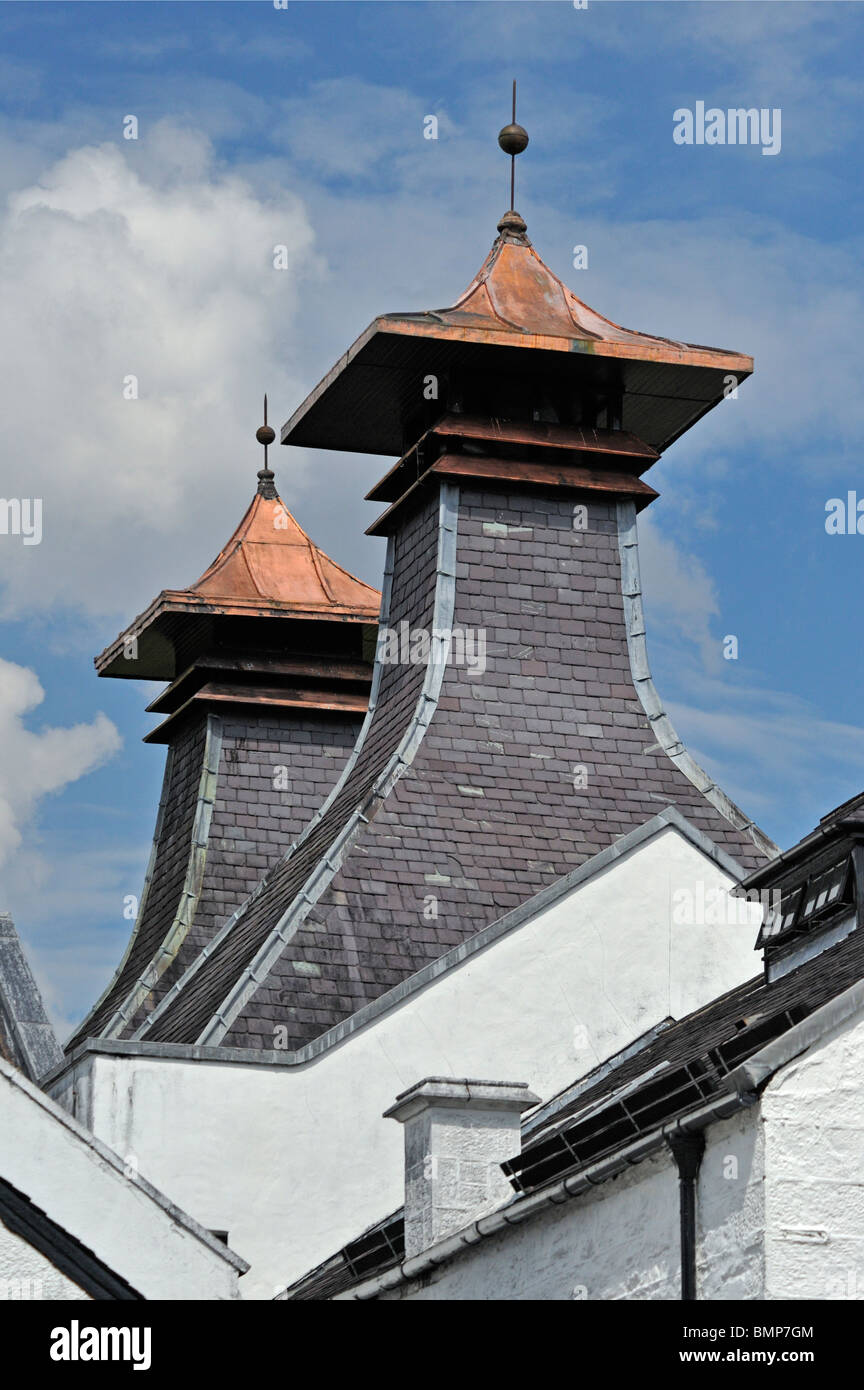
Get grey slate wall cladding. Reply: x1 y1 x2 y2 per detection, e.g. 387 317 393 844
135 710 363 1024
66 703 363 1048
142 483 770 1052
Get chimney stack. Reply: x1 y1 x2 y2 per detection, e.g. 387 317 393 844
385 1077 540 1258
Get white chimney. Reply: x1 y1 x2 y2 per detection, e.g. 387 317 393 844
384 1077 540 1259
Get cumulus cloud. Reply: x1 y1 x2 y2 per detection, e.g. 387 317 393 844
665 678 864 831
637 514 722 671
0 120 318 621
0 657 120 870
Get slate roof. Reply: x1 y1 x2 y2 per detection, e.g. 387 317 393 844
0 915 63 1082
139 485 771 1051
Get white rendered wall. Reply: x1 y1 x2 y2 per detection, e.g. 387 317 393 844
0 1223 86 1301
378 1151 680 1300
379 1104 769 1301
697 1107 766 1300
762 1008 864 1300
0 1059 242 1300
52 824 762 1299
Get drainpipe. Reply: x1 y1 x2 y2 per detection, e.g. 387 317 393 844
668 1132 705 1301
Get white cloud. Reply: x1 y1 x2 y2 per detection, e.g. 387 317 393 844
0 120 318 621
637 514 722 670
665 677 864 829
0 657 120 870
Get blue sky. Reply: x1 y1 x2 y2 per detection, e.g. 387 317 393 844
1 0 863 1033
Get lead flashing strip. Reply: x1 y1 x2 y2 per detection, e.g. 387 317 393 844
616 501 778 861
46 805 746 1084
101 715 223 1039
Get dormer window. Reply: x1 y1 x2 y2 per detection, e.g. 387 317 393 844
756 852 857 983
758 885 803 945
758 858 853 952
801 859 850 922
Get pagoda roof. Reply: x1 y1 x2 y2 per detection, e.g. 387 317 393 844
282 212 752 458
96 485 381 681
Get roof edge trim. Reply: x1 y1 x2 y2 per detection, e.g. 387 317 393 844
99 715 223 1040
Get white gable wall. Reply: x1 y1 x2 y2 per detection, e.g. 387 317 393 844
0 1058 244 1300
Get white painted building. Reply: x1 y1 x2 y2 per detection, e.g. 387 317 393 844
43 810 763 1298
285 800 864 1302
334 996 864 1303
5 152 855 1307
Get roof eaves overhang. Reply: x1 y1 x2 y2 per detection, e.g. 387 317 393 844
281 315 754 458
735 817 864 892
96 591 380 679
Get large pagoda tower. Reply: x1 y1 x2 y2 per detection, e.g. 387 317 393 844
67 419 380 1049
133 122 776 1055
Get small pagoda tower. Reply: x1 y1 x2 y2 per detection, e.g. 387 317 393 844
67 409 380 1048
137 116 777 1054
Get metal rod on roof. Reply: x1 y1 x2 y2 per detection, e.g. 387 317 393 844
510 80 516 210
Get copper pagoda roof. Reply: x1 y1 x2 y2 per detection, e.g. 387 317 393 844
96 484 380 681
281 211 753 458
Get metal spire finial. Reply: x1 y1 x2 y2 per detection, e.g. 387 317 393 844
497 80 529 214
256 394 277 498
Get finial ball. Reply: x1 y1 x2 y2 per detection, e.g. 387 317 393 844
498 122 529 156
256 424 276 447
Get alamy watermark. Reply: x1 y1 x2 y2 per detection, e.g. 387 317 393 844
825 493 864 534
672 883 780 927
673 102 781 156
377 621 486 675
0 498 42 545
50 1321 151 1371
